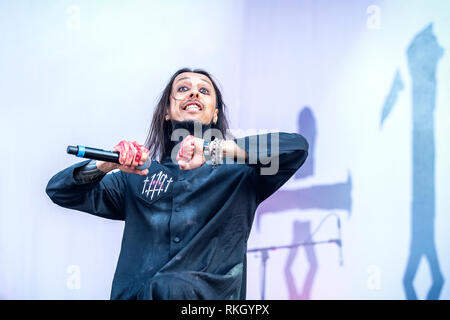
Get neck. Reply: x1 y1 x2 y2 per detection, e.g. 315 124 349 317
169 119 213 138
166 120 213 153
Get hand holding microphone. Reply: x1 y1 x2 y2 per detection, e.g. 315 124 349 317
67 141 151 176
106 140 150 176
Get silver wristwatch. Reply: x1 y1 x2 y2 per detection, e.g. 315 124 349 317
203 140 212 163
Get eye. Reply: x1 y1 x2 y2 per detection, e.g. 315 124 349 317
200 87 210 94
177 86 188 92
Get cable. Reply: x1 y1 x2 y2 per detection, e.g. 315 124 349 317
302 212 340 244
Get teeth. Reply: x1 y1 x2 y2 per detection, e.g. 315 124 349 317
185 105 200 111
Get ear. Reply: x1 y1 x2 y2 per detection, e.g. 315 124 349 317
165 112 170 121
213 108 219 124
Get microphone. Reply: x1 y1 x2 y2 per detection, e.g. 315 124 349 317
66 145 151 170
336 215 343 267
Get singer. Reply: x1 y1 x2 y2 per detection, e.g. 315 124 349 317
46 68 309 300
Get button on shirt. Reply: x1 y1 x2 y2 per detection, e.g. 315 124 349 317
46 133 308 299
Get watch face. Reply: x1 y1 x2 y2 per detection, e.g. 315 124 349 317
203 141 211 158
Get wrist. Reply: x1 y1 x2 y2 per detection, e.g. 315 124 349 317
96 160 117 173
74 160 108 184
209 139 223 168
203 139 211 164
221 140 234 158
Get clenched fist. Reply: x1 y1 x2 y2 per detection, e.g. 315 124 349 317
176 135 205 170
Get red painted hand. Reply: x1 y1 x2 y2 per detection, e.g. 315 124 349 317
176 135 205 170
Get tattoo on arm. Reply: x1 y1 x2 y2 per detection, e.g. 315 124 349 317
74 160 106 183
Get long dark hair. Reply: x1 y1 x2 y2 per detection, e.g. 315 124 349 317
144 68 231 162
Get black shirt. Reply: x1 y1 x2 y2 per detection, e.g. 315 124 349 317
46 132 308 299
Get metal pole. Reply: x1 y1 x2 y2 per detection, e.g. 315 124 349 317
261 249 269 300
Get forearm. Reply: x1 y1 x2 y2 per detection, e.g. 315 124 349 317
230 132 309 175
232 132 308 202
222 140 248 162
46 160 126 220
73 160 108 184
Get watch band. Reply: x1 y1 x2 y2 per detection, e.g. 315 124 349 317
203 140 212 163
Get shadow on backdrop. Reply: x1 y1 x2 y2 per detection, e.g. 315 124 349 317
255 107 352 299
284 221 317 300
381 23 444 300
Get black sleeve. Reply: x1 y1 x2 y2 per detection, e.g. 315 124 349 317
234 132 309 203
45 160 127 221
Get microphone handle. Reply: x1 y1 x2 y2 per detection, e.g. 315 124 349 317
67 145 120 164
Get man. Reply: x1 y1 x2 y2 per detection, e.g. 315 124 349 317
46 68 309 299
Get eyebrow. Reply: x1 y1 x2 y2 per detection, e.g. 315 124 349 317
175 77 212 86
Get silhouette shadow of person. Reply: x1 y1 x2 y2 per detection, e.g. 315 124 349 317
381 23 445 300
255 106 352 299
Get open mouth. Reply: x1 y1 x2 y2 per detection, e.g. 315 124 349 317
182 101 203 112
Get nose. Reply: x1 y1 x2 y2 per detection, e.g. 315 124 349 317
188 88 200 98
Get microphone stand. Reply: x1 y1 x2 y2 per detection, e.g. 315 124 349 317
247 238 341 300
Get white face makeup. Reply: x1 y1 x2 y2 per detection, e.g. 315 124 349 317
167 72 219 125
